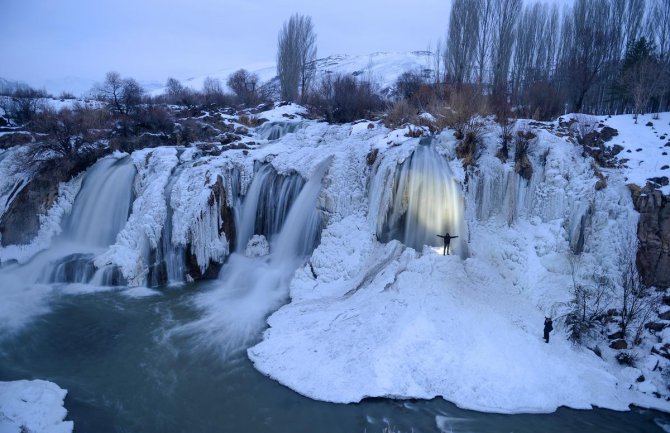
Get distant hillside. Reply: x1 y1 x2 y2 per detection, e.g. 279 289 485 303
152 51 435 98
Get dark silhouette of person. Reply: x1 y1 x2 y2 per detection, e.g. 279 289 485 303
544 317 553 343
436 232 458 255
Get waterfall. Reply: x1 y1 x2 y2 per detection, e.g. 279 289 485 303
63 156 135 247
257 121 303 141
373 140 466 254
40 155 136 284
186 158 330 357
235 164 305 253
149 166 186 287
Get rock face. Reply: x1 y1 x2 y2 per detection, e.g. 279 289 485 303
630 186 670 288
0 166 61 246
0 153 101 247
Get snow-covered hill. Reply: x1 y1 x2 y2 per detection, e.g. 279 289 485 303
151 51 434 96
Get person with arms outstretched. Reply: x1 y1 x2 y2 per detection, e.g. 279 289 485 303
436 232 458 255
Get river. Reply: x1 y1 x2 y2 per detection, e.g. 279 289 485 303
1 284 668 433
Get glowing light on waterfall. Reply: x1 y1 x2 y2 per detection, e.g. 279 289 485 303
373 139 466 256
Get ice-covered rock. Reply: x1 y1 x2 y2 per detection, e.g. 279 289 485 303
0 380 73 433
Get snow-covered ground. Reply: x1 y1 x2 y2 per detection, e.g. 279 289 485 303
598 112 670 194
0 380 72 433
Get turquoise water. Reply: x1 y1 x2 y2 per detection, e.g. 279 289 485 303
1 285 669 433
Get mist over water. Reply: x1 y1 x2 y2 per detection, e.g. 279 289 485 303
176 159 329 358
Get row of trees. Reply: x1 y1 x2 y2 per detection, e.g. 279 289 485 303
271 3 670 123
443 0 670 119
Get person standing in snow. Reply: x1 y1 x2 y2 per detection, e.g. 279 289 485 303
544 317 553 343
436 232 458 255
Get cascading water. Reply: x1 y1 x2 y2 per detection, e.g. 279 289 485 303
63 156 135 248
149 166 186 287
257 122 303 141
235 164 305 252
184 158 330 356
41 155 136 285
374 139 466 255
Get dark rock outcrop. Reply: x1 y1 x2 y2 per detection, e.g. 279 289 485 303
0 152 103 247
629 185 670 289
610 339 628 350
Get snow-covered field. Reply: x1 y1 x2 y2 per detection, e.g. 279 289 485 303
2 104 670 417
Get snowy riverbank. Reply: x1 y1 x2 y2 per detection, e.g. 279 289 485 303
0 380 72 433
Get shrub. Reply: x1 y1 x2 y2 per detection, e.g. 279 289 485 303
383 99 417 128
514 130 535 180
395 70 425 101
311 74 385 123
227 69 261 106
616 351 637 366
136 105 174 134
0 86 48 124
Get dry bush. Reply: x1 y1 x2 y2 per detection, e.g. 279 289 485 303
136 105 174 134
514 129 535 180
383 99 417 128
455 120 484 167
444 85 486 138
310 73 385 123
238 114 262 127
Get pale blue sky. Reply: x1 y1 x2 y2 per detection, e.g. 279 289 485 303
0 0 453 87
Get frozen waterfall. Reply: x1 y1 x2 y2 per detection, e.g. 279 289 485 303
371 139 466 255
184 158 330 356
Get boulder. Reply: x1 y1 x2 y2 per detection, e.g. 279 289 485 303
610 339 628 350
629 186 670 289
645 322 668 332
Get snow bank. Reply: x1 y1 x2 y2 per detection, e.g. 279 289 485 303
0 380 72 433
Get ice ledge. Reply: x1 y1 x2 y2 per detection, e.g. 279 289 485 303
0 379 73 433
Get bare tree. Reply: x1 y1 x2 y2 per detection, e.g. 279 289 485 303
165 77 185 104
120 78 144 115
0 86 48 124
491 0 521 103
558 0 615 112
474 0 496 85
277 14 317 102
512 3 557 98
202 77 226 105
650 0 670 60
227 69 260 106
432 38 444 93
95 72 144 116
446 0 480 85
